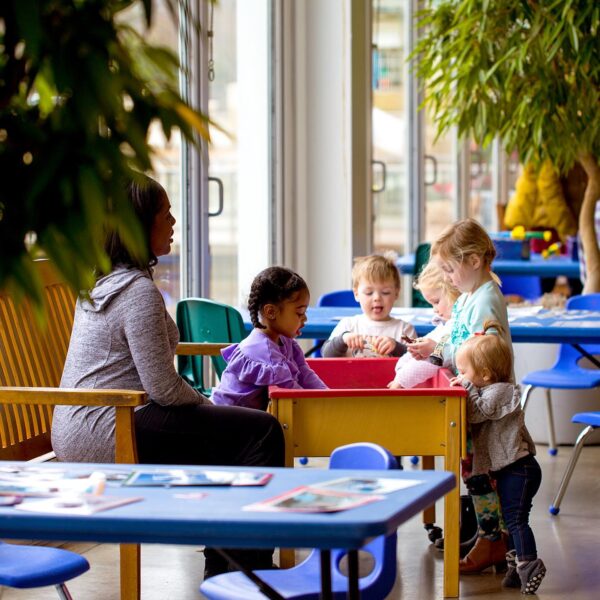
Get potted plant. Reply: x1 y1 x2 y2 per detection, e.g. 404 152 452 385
0 0 208 304
414 0 600 292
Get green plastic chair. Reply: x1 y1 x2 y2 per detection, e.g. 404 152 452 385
412 242 432 307
176 298 247 395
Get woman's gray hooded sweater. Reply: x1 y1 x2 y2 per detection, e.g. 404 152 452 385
52 267 210 463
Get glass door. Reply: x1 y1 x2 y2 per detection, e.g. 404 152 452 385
371 0 408 256
423 111 455 243
196 0 271 306
372 0 459 256
468 141 495 230
121 1 184 316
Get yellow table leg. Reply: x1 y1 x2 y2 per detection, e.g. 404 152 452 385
120 543 141 600
444 398 461 597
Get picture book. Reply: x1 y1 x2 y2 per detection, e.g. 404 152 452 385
123 469 272 487
15 494 142 516
244 486 382 513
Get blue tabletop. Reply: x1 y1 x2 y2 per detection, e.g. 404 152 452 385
0 462 455 550
397 253 580 278
241 306 600 344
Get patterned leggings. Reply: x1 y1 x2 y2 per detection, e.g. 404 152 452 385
462 436 505 540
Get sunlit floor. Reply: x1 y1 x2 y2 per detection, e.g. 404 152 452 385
2 446 599 599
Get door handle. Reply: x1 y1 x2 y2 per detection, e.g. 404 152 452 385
208 176 224 217
424 154 438 187
372 160 387 193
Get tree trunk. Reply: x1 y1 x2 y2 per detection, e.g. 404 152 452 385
579 152 600 293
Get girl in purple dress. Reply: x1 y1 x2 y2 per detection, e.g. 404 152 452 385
212 267 327 410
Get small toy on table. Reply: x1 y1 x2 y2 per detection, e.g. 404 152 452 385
498 225 553 242
541 242 562 259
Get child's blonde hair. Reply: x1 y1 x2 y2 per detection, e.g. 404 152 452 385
459 320 512 384
352 252 400 291
432 217 496 265
414 262 461 304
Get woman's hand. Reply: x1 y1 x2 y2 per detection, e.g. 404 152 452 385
387 379 402 389
407 337 437 359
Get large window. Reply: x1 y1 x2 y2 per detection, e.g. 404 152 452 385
372 1 407 255
121 1 184 316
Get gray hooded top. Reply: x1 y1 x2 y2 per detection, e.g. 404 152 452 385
51 267 210 463
463 380 536 475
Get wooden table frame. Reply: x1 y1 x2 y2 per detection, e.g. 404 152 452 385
269 372 467 598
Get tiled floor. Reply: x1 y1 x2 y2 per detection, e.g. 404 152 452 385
2 446 599 599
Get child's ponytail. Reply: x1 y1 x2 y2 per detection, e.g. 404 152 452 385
480 319 504 336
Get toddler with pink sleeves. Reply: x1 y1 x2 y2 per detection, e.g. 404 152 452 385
388 261 460 389
212 266 327 411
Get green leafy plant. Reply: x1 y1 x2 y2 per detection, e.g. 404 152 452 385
0 0 209 305
414 0 600 292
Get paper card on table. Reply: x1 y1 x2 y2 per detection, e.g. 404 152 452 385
15 494 142 515
507 306 544 318
244 486 382 513
230 472 273 486
123 469 235 487
0 470 107 497
122 469 272 487
313 477 424 495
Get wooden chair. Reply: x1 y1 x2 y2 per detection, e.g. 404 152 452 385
0 258 229 600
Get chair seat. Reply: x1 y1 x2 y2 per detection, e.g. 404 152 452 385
522 368 600 390
201 547 392 600
0 542 89 588
202 559 343 600
571 411 600 427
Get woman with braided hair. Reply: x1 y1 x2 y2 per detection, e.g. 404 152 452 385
212 266 327 410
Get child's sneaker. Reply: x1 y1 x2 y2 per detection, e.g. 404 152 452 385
517 558 546 594
502 549 520 588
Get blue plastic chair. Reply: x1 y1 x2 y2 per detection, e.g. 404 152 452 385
500 274 542 300
0 541 89 599
521 293 600 455
549 411 600 515
309 290 360 358
200 442 399 600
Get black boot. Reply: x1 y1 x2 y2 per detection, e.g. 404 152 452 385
226 548 277 571
204 547 276 578
203 547 230 579
432 494 479 555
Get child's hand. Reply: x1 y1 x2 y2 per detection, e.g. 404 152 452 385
342 332 366 350
387 380 402 389
407 337 437 359
372 335 396 356
449 375 463 386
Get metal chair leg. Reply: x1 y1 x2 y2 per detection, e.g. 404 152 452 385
521 384 534 411
545 388 558 455
55 583 74 600
549 425 595 515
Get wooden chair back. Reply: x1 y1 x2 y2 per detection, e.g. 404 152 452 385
0 260 76 460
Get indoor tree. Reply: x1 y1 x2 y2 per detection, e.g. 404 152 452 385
0 0 208 305
414 0 600 292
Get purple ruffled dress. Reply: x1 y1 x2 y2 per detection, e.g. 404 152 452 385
212 329 327 410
